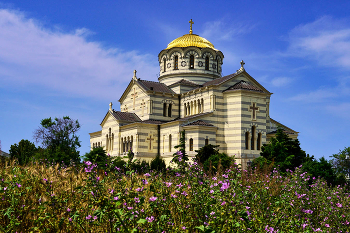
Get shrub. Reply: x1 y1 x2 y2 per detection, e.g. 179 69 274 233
203 152 233 174
195 144 220 164
150 154 166 172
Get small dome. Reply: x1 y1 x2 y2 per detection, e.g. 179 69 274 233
166 34 216 50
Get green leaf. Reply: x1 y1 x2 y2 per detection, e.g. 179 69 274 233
195 225 205 231
137 219 147 224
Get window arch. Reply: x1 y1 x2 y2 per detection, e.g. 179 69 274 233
251 126 256 150
163 103 167 116
163 58 166 72
257 133 262 150
245 132 249 150
169 134 172 152
205 56 209 70
205 138 209 146
189 138 194 151
174 56 178 70
168 103 172 117
189 55 194 69
217 60 219 73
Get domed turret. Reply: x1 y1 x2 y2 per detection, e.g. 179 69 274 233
158 19 224 87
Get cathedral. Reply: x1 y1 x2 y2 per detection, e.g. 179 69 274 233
89 20 298 167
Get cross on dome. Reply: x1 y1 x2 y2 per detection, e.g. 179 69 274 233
240 60 245 68
189 19 194 34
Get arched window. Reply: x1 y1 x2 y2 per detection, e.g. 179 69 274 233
201 98 204 112
217 60 219 73
189 138 194 151
245 132 249 150
163 58 166 72
163 103 167 116
205 56 209 70
184 103 187 116
189 55 194 69
131 136 133 151
251 126 255 150
205 138 209 146
169 134 172 152
257 133 261 150
174 56 178 70
168 104 172 117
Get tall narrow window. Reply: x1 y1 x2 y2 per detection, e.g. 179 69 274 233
205 56 209 70
245 132 249 150
205 138 209 146
163 103 167 116
189 55 194 69
168 104 172 117
189 138 194 151
169 134 172 152
217 60 219 73
257 133 261 150
174 56 178 70
163 58 166 72
251 126 255 150
131 136 133 151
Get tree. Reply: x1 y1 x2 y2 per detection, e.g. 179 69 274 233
171 130 188 166
256 128 312 172
195 144 220 164
83 147 109 169
302 157 343 186
330 147 350 181
34 116 81 165
9 139 37 165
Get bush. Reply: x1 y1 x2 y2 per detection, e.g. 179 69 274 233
195 144 220 164
150 154 166 172
9 139 37 165
203 152 233 174
83 147 109 170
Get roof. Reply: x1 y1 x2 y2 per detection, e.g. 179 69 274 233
267 129 296 135
202 70 241 87
166 33 216 50
184 120 214 127
111 110 141 122
169 79 202 88
224 80 264 93
138 79 176 94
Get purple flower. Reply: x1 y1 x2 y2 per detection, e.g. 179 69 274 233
16 183 21 188
86 215 92 220
85 161 92 166
210 211 215 215
114 196 119 201
325 224 330 228
4 187 7 191
69 218 72 222
43 178 47 182
209 190 214 194
171 194 177 198
182 226 186 230
181 191 188 196
149 196 157 202
142 179 148 185
166 182 172 187
220 182 229 191
67 208 71 212
146 216 155 222
221 201 226 206
144 173 151 177
134 197 140 203
336 203 342 208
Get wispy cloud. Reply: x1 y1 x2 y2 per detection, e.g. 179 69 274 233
201 18 255 41
287 16 350 69
271 77 293 87
0 9 159 100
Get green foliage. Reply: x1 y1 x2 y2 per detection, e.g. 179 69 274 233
171 130 188 167
195 144 220 164
83 147 109 169
330 147 350 180
258 128 312 172
302 157 344 185
9 139 37 165
203 152 233 174
127 149 134 163
33 116 81 165
150 154 166 172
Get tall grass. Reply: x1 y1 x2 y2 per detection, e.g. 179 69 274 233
1 158 349 232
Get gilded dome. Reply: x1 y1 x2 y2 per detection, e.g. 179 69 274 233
166 34 216 50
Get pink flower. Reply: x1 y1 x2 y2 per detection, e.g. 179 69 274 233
166 182 172 187
144 173 151 177
149 196 157 202
336 203 342 208
93 216 98 220
114 196 119 201
325 224 330 228
67 208 71 212
16 183 21 188
210 211 215 215
146 216 155 222
69 218 72 222
86 215 92 220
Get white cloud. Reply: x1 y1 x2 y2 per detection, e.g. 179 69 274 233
289 88 337 103
325 103 350 119
0 9 159 100
201 19 255 41
271 77 293 87
287 16 350 69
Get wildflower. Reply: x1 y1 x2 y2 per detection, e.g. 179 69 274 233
109 189 114 194
171 194 177 198
302 223 308 229
209 190 214 194
127 207 133 210
43 178 47 182
96 177 100 181
182 226 186 230
144 173 151 177
220 182 229 191
181 191 188 196
336 203 342 208
4 187 7 191
221 201 226 206
69 218 72 222
212 177 217 181
210 211 215 215
16 183 21 188
136 187 143 192
85 161 92 166
134 197 140 203
166 182 172 187
325 224 330 227
146 216 155 222
149 196 157 202
176 183 184 188
93 216 98 221
114 196 119 201
67 208 71 212
91 191 94 196
142 179 148 185
86 215 92 220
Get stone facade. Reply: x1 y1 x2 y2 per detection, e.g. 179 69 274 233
90 25 298 167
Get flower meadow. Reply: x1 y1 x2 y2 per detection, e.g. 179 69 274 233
1 158 350 233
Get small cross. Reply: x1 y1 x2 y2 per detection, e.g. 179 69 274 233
249 102 259 120
109 102 113 111
133 70 137 80
131 88 138 110
240 60 245 69
146 135 154 150
189 19 194 34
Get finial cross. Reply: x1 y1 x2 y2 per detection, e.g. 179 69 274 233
240 60 245 68
189 19 194 34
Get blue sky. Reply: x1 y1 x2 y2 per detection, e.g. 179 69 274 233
0 0 349 160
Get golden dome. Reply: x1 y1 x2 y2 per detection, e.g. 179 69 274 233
166 34 216 50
